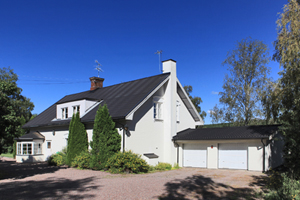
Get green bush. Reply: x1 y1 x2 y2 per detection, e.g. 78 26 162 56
172 163 180 169
71 150 91 169
155 162 172 171
265 173 300 200
48 147 67 166
106 150 149 174
12 141 16 159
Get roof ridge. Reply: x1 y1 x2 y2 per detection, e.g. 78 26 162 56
57 73 170 102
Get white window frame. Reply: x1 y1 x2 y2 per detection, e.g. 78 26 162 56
16 142 43 155
153 96 163 120
73 105 80 115
176 100 180 123
62 107 68 119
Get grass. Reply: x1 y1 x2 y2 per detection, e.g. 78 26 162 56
0 153 14 158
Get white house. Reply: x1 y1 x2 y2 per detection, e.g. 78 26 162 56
16 59 284 171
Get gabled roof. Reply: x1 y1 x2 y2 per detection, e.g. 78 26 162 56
173 125 280 141
23 73 170 128
15 131 45 141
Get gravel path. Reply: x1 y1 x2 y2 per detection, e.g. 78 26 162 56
0 157 267 200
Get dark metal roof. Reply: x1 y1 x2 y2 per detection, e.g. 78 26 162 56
173 125 280 141
15 131 45 141
23 73 170 128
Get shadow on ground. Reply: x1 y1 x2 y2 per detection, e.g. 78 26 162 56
0 176 99 200
157 174 265 200
0 159 65 180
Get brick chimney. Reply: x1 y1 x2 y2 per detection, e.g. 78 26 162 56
89 77 104 90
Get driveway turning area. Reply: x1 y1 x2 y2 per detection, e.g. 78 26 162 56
0 157 266 200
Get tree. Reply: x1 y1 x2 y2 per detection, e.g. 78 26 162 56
184 85 207 121
66 112 88 166
0 67 34 154
218 38 271 125
90 104 121 170
273 0 300 178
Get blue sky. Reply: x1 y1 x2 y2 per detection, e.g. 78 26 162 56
0 0 287 124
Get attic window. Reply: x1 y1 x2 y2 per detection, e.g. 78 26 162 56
62 107 68 119
153 96 163 120
73 105 80 115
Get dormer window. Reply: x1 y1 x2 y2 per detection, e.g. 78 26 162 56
73 105 80 115
62 107 68 119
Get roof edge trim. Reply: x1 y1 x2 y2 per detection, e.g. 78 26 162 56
125 76 170 120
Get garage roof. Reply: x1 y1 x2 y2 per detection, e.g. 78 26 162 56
173 125 280 140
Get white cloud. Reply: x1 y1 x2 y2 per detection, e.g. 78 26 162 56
207 110 215 115
211 91 219 95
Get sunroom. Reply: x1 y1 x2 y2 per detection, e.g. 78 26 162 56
15 131 45 163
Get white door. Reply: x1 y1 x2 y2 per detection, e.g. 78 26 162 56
218 143 247 170
183 143 207 168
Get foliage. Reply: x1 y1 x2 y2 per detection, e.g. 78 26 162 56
155 162 172 171
90 104 121 170
0 67 34 154
172 163 180 169
213 38 271 126
273 0 300 179
184 85 206 121
12 140 16 158
71 149 91 169
66 112 88 166
106 150 149 174
48 147 67 166
265 173 300 200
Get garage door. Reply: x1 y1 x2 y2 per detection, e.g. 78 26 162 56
218 143 247 170
183 143 207 168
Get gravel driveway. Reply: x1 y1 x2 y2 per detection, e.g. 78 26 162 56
0 157 267 200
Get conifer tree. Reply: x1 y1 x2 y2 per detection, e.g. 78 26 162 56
90 104 121 170
66 112 88 166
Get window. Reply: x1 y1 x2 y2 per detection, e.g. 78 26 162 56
73 105 80 115
47 141 51 149
176 100 180 122
62 107 68 119
17 142 43 155
153 97 163 120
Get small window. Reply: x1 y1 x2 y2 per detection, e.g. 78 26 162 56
73 105 80 115
176 100 180 122
17 143 21 154
47 141 51 149
62 107 68 119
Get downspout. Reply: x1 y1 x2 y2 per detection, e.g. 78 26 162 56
261 138 266 172
115 121 128 153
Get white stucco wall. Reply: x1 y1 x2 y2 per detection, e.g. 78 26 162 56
56 99 97 119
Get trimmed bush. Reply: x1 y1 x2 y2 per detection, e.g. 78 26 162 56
90 104 121 170
155 162 172 171
12 141 16 159
48 148 67 166
71 150 92 169
106 151 149 174
66 112 88 166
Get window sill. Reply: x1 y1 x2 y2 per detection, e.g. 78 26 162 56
154 118 163 121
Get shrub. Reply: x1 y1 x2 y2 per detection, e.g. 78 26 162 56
12 141 16 159
66 112 88 166
48 147 67 166
265 173 300 200
90 104 121 170
106 150 149 174
155 162 172 171
71 150 91 169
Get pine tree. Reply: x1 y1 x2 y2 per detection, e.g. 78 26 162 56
90 104 121 170
66 112 88 166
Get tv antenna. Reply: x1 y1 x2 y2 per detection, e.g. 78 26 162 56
95 60 104 77
155 50 163 73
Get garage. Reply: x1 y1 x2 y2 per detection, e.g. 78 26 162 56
183 143 207 168
218 143 248 170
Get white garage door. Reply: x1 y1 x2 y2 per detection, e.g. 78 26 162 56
219 143 248 170
183 143 207 168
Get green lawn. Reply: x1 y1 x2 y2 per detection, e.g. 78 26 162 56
0 153 13 158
